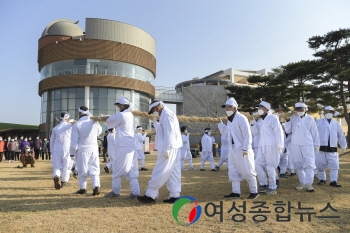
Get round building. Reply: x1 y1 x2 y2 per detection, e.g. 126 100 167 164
38 18 156 136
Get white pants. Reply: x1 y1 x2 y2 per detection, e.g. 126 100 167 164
289 144 315 186
255 146 280 189
200 151 215 169
228 147 257 194
136 149 146 168
106 148 116 169
287 145 295 173
315 151 339 182
146 148 181 199
76 148 100 189
180 149 193 168
217 149 229 168
52 149 71 182
112 146 140 195
279 152 288 174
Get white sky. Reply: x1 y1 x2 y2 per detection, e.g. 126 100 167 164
0 0 349 125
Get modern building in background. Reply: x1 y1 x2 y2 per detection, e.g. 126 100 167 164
37 18 156 137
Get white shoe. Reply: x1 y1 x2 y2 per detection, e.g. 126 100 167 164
295 183 305 190
181 168 187 171
189 167 196 170
306 184 314 192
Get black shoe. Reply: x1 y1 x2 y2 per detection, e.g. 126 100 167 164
280 174 288 178
140 167 149 171
276 179 280 188
137 195 156 203
330 181 342 187
247 193 259 199
224 193 240 198
290 173 296 177
104 166 109 173
318 180 326 185
92 187 100 196
277 166 280 174
76 189 87 194
163 197 179 203
53 176 60 190
215 166 220 171
200 169 205 171
211 169 217 172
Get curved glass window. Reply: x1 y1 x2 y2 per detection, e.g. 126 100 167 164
40 59 154 84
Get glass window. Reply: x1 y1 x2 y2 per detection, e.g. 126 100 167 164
61 99 68 110
69 88 76 99
76 99 84 109
61 88 68 99
98 98 107 111
116 89 123 99
68 99 75 110
107 88 116 99
123 90 131 100
76 88 84 99
90 87 98 98
99 88 107 98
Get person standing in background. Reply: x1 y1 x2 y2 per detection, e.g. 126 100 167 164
34 136 42 160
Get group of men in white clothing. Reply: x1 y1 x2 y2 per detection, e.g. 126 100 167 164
215 97 347 199
49 96 347 203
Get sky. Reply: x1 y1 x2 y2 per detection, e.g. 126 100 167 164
0 0 350 125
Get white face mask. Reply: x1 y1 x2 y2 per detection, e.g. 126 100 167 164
207 132 212 136
226 111 234 117
24 139 28 141
297 112 305 117
252 112 259 116
153 111 159 117
258 109 265 115
184 130 188 133
325 113 333 119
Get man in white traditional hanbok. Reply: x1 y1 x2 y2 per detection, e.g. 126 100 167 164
134 126 148 171
50 112 72 190
200 128 217 171
70 106 102 195
316 106 347 187
180 126 196 170
215 130 229 171
105 97 140 198
218 97 259 199
284 102 320 192
251 101 284 195
137 100 182 203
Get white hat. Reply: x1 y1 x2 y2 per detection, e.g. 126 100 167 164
259 101 271 110
148 100 164 114
221 97 238 108
115 96 130 105
324 106 335 111
295 102 306 108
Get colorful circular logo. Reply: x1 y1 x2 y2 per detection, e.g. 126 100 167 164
172 196 202 226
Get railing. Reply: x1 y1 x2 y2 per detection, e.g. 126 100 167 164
155 86 183 103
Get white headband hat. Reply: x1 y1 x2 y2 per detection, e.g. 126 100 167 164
148 100 164 114
77 107 91 116
324 106 335 111
60 112 70 120
259 101 271 111
204 129 212 132
295 102 306 108
221 97 238 108
136 126 142 130
115 96 130 105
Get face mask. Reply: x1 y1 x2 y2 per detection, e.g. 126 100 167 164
24 139 28 141
258 109 265 115
297 112 305 117
44 139 47 141
36 137 39 139
184 130 188 133
207 132 212 136
325 113 333 119
153 111 159 117
226 111 234 117
252 112 259 116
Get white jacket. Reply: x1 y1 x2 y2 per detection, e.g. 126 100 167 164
218 111 252 151
218 124 229 151
181 134 190 150
70 116 102 155
316 118 347 149
106 109 135 147
153 106 182 151
50 120 72 152
134 132 146 151
201 134 213 152
284 113 320 146
253 114 284 149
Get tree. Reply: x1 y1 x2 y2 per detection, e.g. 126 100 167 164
308 28 350 142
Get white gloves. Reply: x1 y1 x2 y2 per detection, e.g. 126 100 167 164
144 132 147 136
163 150 169 159
314 146 320 152
242 150 248 156
277 148 283 155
